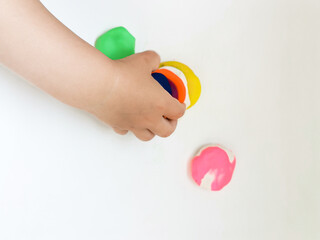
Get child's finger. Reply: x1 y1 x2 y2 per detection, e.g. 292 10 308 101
150 118 178 138
132 129 155 141
163 97 186 120
113 127 128 135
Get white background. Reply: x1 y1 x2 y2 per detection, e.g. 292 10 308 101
0 0 319 239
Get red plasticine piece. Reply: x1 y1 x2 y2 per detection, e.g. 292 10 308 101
153 69 186 103
168 80 178 99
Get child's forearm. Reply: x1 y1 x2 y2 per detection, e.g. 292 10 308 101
0 0 186 141
0 0 114 109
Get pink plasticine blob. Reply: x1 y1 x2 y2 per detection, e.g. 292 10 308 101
191 145 236 191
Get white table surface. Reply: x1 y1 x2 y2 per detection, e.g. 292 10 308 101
0 0 319 239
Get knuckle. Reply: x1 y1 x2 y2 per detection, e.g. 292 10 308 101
140 134 155 142
145 50 160 59
171 102 186 119
155 101 166 113
143 115 155 126
143 50 161 64
159 128 174 138
177 107 186 118
113 128 128 135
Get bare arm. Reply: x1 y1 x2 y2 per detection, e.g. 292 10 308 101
0 0 186 141
0 0 114 109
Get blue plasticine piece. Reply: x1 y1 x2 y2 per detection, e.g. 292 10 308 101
151 72 172 96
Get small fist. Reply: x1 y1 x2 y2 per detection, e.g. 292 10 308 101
87 51 186 141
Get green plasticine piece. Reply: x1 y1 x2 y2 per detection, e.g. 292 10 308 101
95 26 135 60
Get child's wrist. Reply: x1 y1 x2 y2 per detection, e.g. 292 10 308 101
75 59 117 112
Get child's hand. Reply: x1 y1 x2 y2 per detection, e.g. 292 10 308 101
85 51 186 141
0 0 185 141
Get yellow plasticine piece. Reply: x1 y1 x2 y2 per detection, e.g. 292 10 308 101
159 61 201 109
